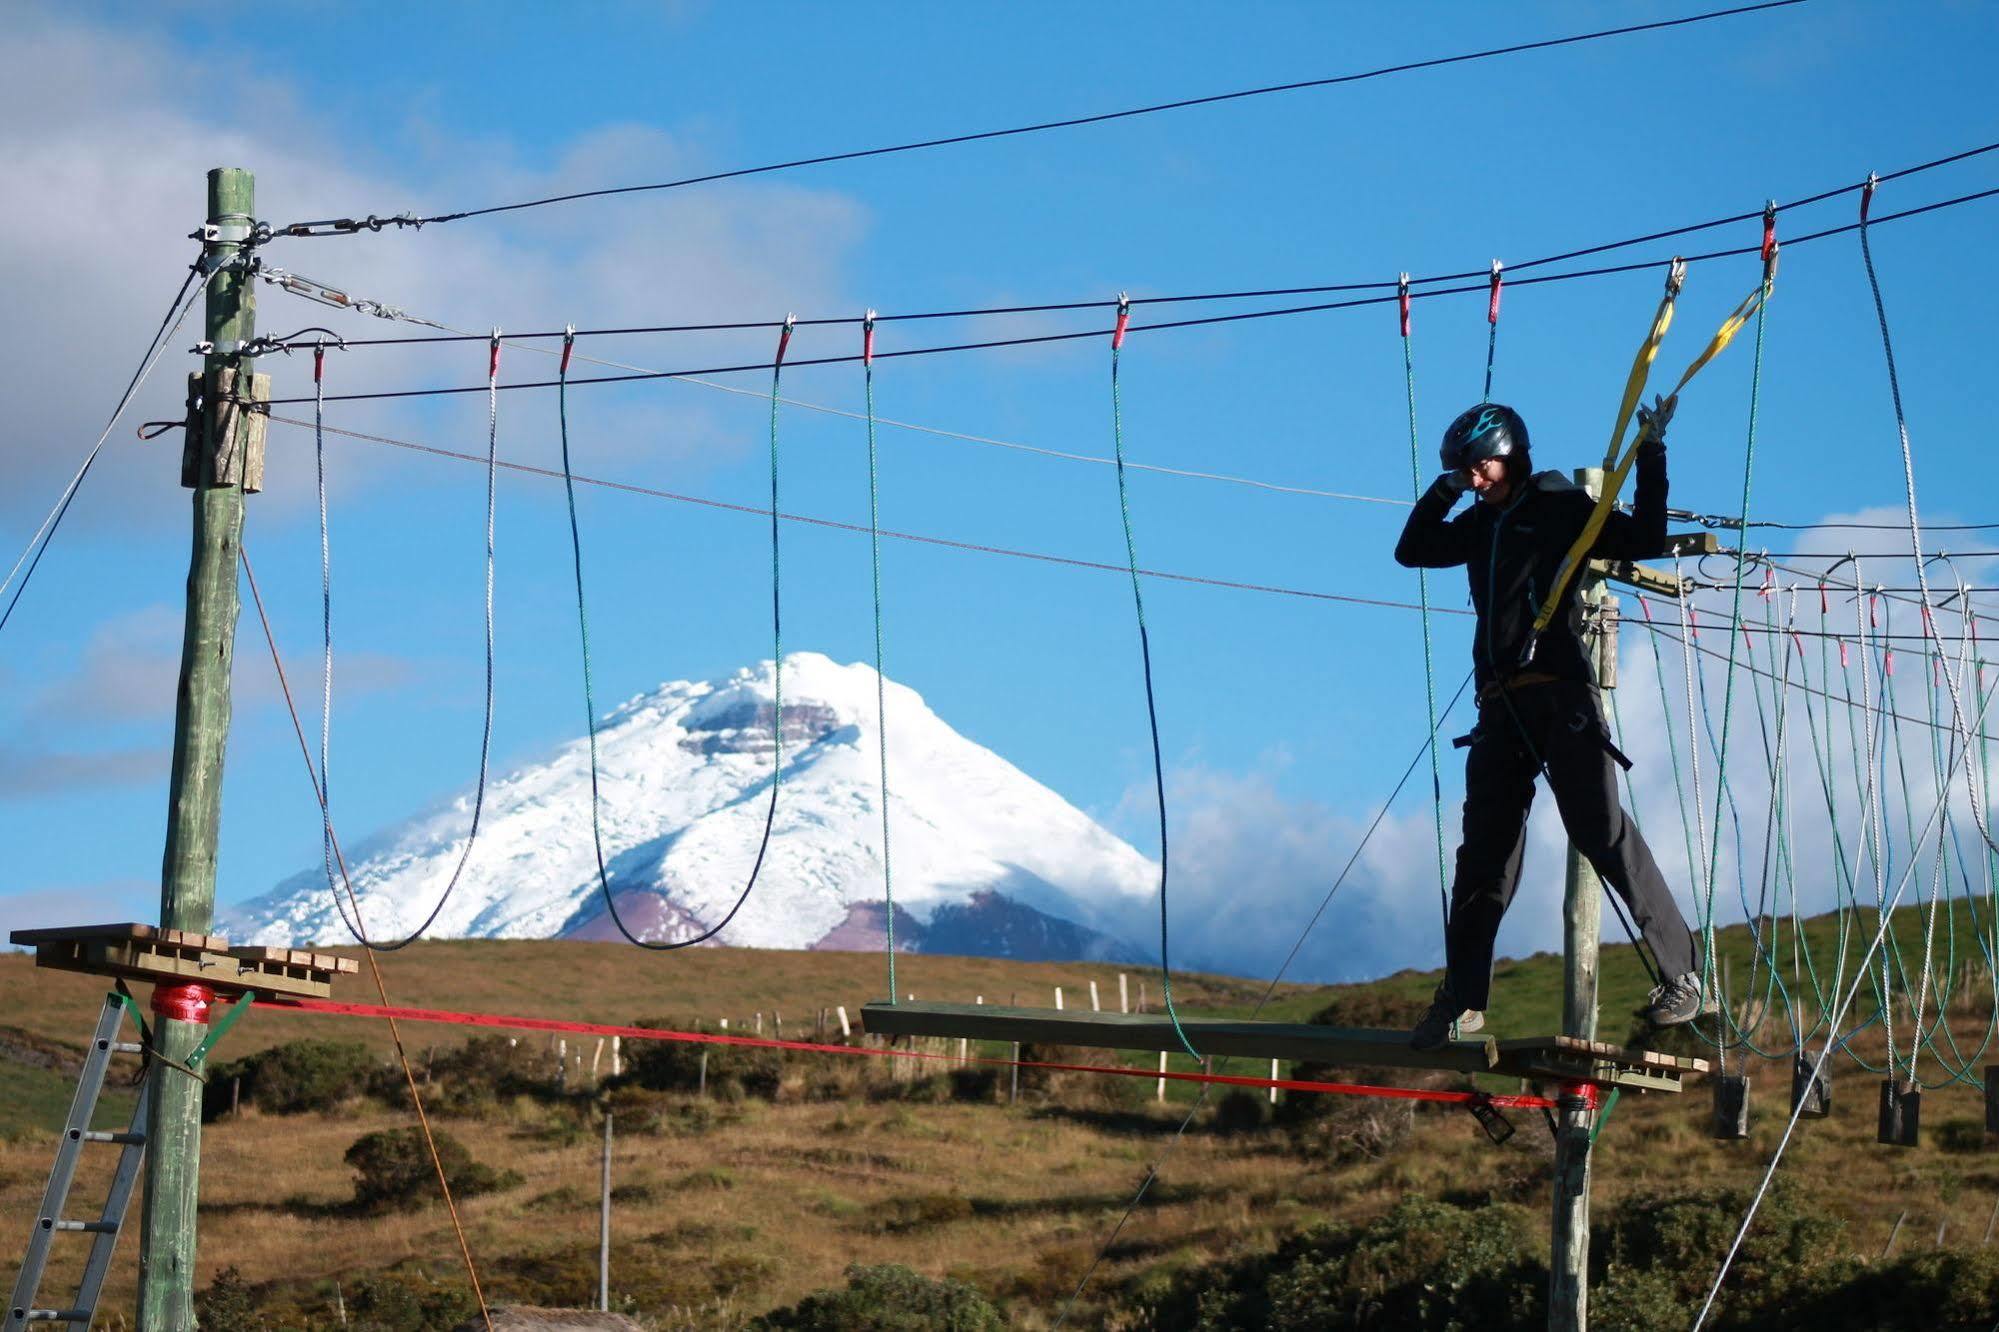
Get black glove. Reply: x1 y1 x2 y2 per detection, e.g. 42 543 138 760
1635 393 1675 458
1435 470 1472 497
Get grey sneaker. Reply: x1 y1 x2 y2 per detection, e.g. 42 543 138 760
1409 990 1484 1051
1639 972 1719 1028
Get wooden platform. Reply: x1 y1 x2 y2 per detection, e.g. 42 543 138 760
9 923 357 1001
859 1001 1707 1094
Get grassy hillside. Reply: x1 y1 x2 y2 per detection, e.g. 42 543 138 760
2 904 1995 1327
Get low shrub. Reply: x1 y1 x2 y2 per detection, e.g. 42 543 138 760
624 1017 783 1100
1211 1088 1272 1135
345 1270 476 1332
751 1262 1004 1330
203 1039 375 1120
193 1266 264 1332
343 1126 522 1213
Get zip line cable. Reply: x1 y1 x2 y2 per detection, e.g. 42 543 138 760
579 323 792 950
273 1 1810 235
260 135 1999 348
326 335 504 950
0 256 214 637
257 179 1999 409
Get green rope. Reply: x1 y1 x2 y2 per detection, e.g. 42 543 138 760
863 314 896 1003
1109 299 1199 1059
1694 253 1776 1054
1400 289 1451 937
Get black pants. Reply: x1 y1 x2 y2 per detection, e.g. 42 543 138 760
1445 680 1697 1011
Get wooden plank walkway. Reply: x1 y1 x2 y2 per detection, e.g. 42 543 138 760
860 1000 1706 1094
10 922 357 1000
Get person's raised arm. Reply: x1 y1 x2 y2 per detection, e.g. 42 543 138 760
1594 395 1671 561
1395 473 1477 568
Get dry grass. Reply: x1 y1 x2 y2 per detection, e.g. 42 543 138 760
5 920 1999 1326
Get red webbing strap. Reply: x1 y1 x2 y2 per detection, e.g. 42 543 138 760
267 995 1557 1109
1486 259 1504 324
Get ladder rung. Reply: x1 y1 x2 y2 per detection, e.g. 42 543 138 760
109 1041 144 1054
26 1311 91 1323
80 1129 145 1145
53 1219 119 1234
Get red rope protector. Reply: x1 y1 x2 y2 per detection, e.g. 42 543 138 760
1840 639 1850 669
153 982 215 1025
265 995 1559 1110
559 325 576 376
775 313 795 368
1761 200 1778 267
862 309 877 367
1790 630 1807 659
1870 594 1880 630
313 343 325 384
1758 567 1775 600
1398 273 1412 338
1886 647 1896 678
1112 293 1131 351
488 331 502 379
1860 173 1879 225
1689 606 1701 641
1819 582 1829 615
1486 260 1504 325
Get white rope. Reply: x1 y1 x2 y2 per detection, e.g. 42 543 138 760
1691 674 1999 1329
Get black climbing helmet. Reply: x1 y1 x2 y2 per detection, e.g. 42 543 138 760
1440 403 1530 473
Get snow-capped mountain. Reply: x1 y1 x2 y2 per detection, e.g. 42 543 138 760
224 652 1158 961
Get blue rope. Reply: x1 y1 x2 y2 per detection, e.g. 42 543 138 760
1108 300 1199 1059
1399 281 1451 936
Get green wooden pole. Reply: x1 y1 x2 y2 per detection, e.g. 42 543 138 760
1550 467 1609 1332
139 166 254 1331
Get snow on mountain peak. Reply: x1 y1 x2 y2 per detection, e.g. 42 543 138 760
223 652 1157 962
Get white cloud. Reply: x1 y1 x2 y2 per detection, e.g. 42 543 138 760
0 8 870 541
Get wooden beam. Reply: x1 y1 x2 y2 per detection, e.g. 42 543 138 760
861 1002 1700 1094
862 1000 1500 1073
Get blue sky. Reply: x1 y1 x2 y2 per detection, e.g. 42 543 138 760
3 1 1997 980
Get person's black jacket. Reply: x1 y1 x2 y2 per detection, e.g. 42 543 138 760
1394 448 1666 691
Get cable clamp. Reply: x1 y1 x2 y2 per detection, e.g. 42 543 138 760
272 211 423 238
1664 256 1687 298
193 339 251 357
195 221 253 245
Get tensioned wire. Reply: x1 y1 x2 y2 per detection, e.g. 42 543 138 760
268 133 1999 348
0 255 216 637
257 179 1999 409
258 411 1999 745
280 1 1809 231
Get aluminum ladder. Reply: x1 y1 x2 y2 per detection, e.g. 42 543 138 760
6 993 152 1330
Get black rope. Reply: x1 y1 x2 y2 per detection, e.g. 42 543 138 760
278 1 1809 235
261 181 1999 408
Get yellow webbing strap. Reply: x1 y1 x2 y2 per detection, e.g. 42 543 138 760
1531 254 1778 634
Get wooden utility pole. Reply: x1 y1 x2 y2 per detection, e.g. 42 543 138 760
1550 466 1612 1332
139 166 257 1330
